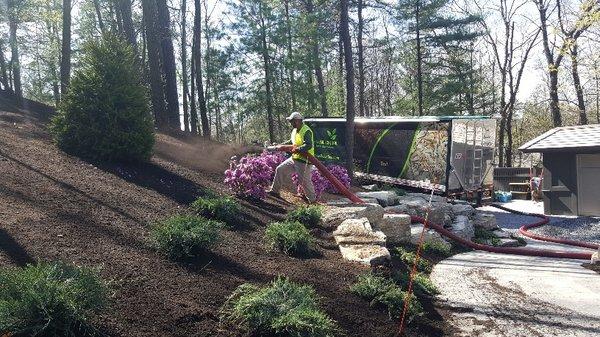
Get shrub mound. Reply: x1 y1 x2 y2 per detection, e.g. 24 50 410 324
221 277 339 337
51 34 154 162
151 215 222 260
191 195 240 226
0 262 109 336
286 205 322 228
265 221 316 257
396 272 439 297
395 247 432 273
224 151 287 199
350 273 422 320
422 241 452 257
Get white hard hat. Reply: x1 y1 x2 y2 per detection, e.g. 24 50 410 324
286 111 303 120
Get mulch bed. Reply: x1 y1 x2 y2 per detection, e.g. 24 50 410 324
0 97 451 336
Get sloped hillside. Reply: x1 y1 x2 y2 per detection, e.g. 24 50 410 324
0 93 447 336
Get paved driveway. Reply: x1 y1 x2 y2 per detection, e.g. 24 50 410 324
432 203 600 337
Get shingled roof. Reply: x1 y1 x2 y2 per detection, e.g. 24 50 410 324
519 124 600 153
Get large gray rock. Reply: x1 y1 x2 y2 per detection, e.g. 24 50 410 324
473 212 498 230
451 204 475 217
356 191 399 207
322 203 384 228
389 197 452 225
492 229 512 239
338 244 390 266
378 213 411 245
333 218 386 245
410 224 451 249
327 198 379 206
450 215 474 240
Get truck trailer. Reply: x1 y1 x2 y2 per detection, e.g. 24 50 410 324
304 116 497 203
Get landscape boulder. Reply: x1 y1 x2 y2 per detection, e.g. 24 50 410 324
322 203 384 228
338 244 390 266
377 213 411 245
410 224 451 249
451 204 475 217
450 215 475 240
473 212 498 230
333 218 386 245
387 198 452 225
355 191 399 207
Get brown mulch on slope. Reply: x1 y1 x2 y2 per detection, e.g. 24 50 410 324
0 95 450 337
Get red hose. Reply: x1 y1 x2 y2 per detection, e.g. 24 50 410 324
407 214 593 260
273 147 594 260
276 146 365 204
491 204 599 250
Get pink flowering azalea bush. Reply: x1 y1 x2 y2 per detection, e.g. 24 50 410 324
224 151 286 199
292 164 350 200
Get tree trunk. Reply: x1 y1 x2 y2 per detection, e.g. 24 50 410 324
204 0 212 133
142 0 167 127
0 40 11 92
548 70 562 127
357 0 365 117
92 0 105 33
570 43 587 125
156 0 180 129
118 0 136 49
181 0 190 132
60 0 71 96
7 5 21 103
415 0 423 116
259 1 275 143
193 0 210 138
190 50 198 134
340 0 355 179
284 0 297 111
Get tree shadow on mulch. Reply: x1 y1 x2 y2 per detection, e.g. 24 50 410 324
180 250 273 284
97 161 211 205
0 228 35 266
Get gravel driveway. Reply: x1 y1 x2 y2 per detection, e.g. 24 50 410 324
432 201 600 337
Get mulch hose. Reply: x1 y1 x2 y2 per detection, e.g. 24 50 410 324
274 146 595 259
491 203 599 250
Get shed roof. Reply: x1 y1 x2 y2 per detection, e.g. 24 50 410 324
519 124 600 153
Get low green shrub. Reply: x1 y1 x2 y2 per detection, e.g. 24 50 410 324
396 272 439 297
151 214 222 260
265 221 316 257
221 277 339 337
191 195 240 226
0 262 109 336
422 241 452 257
286 205 322 228
350 273 422 320
395 247 432 273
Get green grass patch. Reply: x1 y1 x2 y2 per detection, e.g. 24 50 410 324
265 221 316 257
394 247 432 273
221 277 340 337
151 214 223 260
286 205 322 228
0 262 109 336
191 195 240 226
350 273 423 320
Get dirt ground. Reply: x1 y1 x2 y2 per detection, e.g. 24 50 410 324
0 94 451 336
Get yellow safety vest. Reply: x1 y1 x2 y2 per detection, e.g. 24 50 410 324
291 124 315 162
